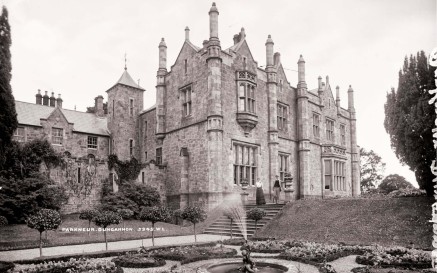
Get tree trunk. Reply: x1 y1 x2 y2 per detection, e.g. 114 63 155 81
152 222 155 246
45 230 48 240
230 219 233 239
104 230 108 250
194 223 197 242
255 220 257 232
88 220 91 237
39 232 43 257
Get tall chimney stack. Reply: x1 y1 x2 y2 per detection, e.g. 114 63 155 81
43 91 49 106
95 95 104 117
49 92 56 107
56 94 63 108
35 89 42 104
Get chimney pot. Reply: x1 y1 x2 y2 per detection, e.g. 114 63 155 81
95 95 104 117
49 92 56 107
43 91 49 106
56 93 63 108
35 89 43 104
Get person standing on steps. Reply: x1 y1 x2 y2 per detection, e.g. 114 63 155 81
272 175 282 204
255 178 266 205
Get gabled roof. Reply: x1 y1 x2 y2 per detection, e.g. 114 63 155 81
107 69 145 92
15 101 109 136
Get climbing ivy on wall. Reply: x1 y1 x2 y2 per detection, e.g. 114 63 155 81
108 154 142 184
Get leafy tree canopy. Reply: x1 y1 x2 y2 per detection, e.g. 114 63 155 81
26 209 61 233
181 206 207 224
93 211 121 228
378 174 413 194
139 206 172 224
360 147 386 192
384 51 436 195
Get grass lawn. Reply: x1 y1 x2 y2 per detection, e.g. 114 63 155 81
0 214 196 251
257 196 433 249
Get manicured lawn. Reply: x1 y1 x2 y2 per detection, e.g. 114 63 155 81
257 196 433 249
0 214 195 251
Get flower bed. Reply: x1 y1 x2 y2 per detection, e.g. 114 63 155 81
112 254 165 268
141 244 237 264
13 258 122 273
355 246 431 269
278 242 370 264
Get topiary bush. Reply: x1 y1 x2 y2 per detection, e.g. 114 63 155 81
112 254 165 268
246 207 266 231
93 211 122 251
139 206 172 246
388 187 427 197
356 246 431 269
79 209 100 236
181 206 207 242
26 209 62 257
378 174 413 194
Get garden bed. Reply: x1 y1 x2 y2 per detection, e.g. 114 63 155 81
10 258 122 273
141 244 237 264
355 246 431 269
112 255 165 268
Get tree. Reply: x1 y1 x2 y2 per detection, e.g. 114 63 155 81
246 208 266 232
0 6 18 169
21 139 63 179
181 206 207 242
378 174 413 194
79 209 99 236
117 208 134 232
139 206 172 246
360 148 386 192
0 175 67 223
384 51 436 196
26 209 61 256
93 211 121 250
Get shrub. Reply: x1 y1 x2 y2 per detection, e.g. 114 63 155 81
0 215 8 226
388 187 427 197
100 193 138 215
26 209 62 257
378 174 413 194
173 209 183 225
93 211 122 251
139 206 172 246
0 261 14 273
181 206 207 242
112 254 165 268
121 183 161 209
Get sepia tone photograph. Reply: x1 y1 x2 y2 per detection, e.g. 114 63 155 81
0 0 435 272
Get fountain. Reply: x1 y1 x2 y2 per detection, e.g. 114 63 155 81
207 262 287 273
223 194 248 239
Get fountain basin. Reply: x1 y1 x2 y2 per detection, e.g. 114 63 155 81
207 262 288 273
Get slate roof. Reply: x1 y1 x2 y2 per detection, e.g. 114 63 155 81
107 69 145 92
15 101 109 136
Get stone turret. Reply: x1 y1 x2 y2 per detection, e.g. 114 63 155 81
206 2 224 208
348 85 360 196
156 38 167 141
265 35 279 199
297 55 310 199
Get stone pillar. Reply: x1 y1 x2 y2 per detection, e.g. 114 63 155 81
180 148 189 208
206 2 224 207
297 55 311 199
348 85 360 196
156 38 167 141
266 35 279 200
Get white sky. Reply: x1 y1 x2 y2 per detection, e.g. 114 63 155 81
2 0 436 187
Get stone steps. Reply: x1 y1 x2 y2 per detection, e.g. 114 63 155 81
203 203 285 238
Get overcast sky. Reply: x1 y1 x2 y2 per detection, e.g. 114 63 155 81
2 0 436 186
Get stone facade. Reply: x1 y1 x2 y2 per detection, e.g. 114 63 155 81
13 3 360 213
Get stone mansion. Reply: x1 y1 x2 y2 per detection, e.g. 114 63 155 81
13 3 360 213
